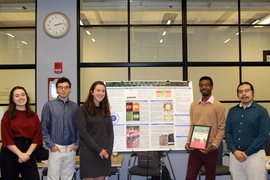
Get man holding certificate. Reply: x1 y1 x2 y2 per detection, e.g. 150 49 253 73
185 76 226 180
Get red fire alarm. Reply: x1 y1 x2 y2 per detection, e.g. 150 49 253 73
54 62 62 74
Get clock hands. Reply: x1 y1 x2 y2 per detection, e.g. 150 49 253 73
54 22 66 26
54 20 66 26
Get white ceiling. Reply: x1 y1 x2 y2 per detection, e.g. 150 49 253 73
0 0 269 26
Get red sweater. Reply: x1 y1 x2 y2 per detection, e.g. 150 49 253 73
1 110 43 149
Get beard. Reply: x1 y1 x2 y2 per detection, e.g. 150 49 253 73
201 91 211 97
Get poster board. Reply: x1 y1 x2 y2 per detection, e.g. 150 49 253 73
105 80 193 152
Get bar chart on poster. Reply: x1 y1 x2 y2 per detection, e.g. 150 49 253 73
105 80 194 152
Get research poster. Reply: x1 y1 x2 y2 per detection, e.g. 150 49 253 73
105 81 193 152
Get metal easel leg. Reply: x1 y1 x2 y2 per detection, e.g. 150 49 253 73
165 151 176 180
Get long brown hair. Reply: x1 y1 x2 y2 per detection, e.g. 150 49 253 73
84 81 111 118
5 86 34 119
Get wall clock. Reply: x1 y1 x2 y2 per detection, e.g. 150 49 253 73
43 12 70 38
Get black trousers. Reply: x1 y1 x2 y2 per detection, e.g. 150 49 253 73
0 137 40 180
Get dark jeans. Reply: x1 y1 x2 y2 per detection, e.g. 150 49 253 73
0 137 40 180
185 149 218 180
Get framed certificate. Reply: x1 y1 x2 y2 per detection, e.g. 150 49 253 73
189 125 211 149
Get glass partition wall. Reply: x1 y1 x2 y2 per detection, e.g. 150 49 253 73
80 0 270 113
0 1 36 113
0 1 270 114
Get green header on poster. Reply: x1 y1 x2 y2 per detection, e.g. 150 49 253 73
105 81 189 87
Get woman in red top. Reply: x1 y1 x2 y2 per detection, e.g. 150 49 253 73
0 86 43 180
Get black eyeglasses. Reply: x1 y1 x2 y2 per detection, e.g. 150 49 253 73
238 89 251 94
199 84 212 88
57 86 70 90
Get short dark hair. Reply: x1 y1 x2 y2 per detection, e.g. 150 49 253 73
199 76 213 86
237 81 254 92
56 77 71 88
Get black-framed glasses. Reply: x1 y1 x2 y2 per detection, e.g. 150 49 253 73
57 86 70 90
238 89 251 94
199 84 212 88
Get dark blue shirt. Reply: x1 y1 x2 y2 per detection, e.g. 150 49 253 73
225 101 270 156
41 97 80 149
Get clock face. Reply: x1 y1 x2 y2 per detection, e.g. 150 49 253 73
43 12 70 38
